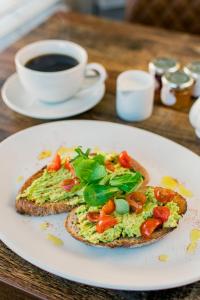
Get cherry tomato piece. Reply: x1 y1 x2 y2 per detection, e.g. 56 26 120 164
153 206 170 223
127 198 143 214
118 151 133 169
154 187 175 203
62 178 77 192
172 194 187 215
105 160 115 172
65 160 75 176
47 154 61 172
87 212 100 223
102 199 115 214
126 191 146 205
140 218 162 238
96 215 118 233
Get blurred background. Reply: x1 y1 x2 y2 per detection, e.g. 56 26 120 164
0 0 199 52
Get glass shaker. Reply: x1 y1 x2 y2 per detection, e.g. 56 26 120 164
161 70 194 111
184 61 200 99
149 57 180 103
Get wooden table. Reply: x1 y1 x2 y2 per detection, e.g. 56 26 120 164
0 11 200 300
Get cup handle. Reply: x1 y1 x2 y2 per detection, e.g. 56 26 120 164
85 63 107 84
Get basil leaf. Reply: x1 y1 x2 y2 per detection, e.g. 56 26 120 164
84 184 119 206
110 172 143 192
92 154 105 165
74 159 106 183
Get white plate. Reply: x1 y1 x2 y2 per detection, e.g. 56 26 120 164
0 120 200 291
1 73 105 119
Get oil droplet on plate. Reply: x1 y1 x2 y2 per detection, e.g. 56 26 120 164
186 228 200 254
178 184 193 198
16 176 24 182
47 234 63 246
57 146 75 155
40 222 50 230
161 176 178 189
158 254 169 262
38 150 52 160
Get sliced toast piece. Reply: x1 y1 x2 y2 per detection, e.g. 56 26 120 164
65 188 187 248
16 167 76 216
16 155 149 216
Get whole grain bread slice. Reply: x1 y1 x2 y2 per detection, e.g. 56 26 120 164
65 188 187 248
16 156 150 217
16 167 76 216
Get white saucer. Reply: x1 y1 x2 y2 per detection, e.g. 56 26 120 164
1 73 105 119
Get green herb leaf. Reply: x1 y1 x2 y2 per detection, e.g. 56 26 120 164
110 172 143 192
84 184 119 206
92 154 105 165
114 199 129 214
74 159 106 183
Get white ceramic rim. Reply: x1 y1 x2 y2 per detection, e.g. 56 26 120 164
117 70 154 91
1 73 105 119
0 120 200 291
15 39 88 76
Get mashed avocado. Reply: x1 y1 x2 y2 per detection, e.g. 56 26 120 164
75 188 182 244
18 167 84 205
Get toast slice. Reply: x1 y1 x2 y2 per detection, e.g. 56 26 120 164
65 188 187 248
16 167 76 216
16 153 150 217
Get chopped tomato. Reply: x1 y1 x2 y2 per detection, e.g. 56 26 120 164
105 160 115 172
65 160 75 176
126 191 146 205
126 191 146 214
140 218 162 238
118 151 133 169
47 154 61 172
62 178 77 192
96 215 117 233
153 206 170 223
102 199 115 214
87 212 100 223
154 187 175 203
127 198 143 214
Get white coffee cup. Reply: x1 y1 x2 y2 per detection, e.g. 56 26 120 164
15 40 107 103
116 70 155 121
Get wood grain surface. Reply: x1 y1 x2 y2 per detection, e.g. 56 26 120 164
0 11 200 300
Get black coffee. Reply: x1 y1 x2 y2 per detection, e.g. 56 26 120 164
25 54 79 72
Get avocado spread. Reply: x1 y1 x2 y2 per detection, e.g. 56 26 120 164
18 167 84 205
75 187 181 244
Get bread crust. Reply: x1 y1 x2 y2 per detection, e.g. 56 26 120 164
16 167 75 216
15 156 149 216
65 188 187 248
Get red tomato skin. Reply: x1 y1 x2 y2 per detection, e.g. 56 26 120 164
65 160 75 176
140 218 162 238
62 178 77 191
102 199 115 214
118 151 132 168
153 206 170 223
126 191 146 205
127 198 143 214
47 154 61 171
105 160 115 172
87 212 100 223
154 187 175 203
96 215 117 233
